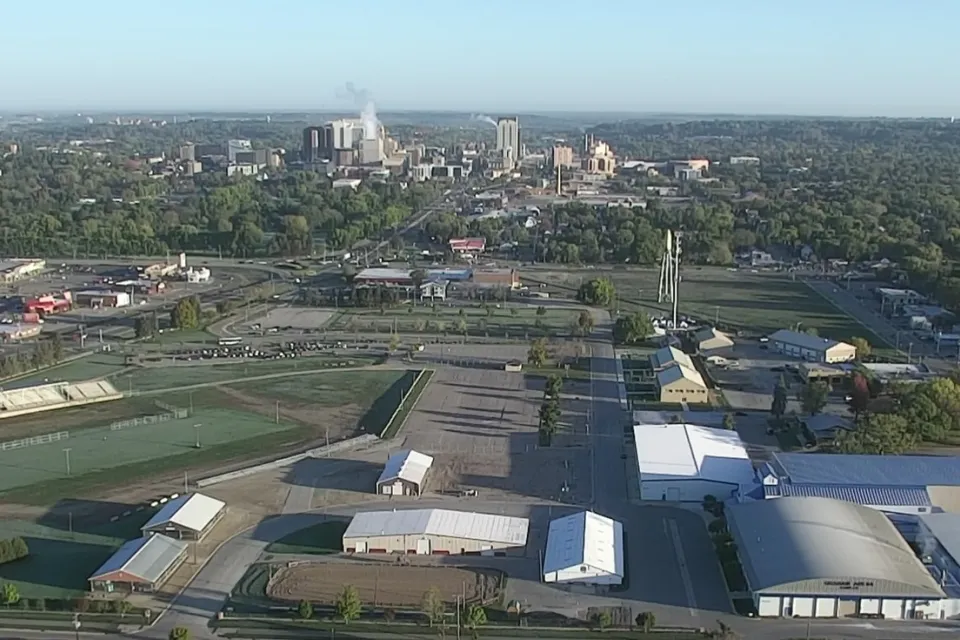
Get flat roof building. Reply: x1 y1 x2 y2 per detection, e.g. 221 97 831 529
89 535 188 593
343 508 529 556
376 450 433 496
543 511 624 588
141 493 226 541
727 497 947 619
633 422 755 502
768 329 857 364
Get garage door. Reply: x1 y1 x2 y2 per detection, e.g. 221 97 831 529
416 539 430 555
393 481 404 495
837 598 857 618
354 541 367 553
859 598 880 615
792 597 814 617
758 596 781 617
815 598 835 617
881 599 904 620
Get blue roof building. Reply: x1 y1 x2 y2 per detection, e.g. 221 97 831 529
761 453 960 515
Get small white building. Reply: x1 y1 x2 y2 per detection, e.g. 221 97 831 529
543 511 624 587
633 422 755 502
343 508 529 556
185 267 211 283
377 450 433 496
141 493 226 541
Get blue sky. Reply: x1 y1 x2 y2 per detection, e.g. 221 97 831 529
2 0 958 116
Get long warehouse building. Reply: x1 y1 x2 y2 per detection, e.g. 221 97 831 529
727 496 957 619
343 508 529 556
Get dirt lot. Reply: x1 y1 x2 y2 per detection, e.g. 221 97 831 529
267 561 502 607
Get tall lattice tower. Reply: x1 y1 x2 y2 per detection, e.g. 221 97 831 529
657 230 683 328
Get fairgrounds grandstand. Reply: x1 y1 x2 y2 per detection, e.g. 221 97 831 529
0 381 122 418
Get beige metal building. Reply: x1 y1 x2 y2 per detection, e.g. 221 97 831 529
693 327 734 352
343 508 529 556
769 330 856 364
656 364 709 404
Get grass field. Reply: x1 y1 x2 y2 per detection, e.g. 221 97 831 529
531 267 881 343
121 355 382 392
0 369 406 505
0 514 150 600
9 353 129 387
327 304 578 338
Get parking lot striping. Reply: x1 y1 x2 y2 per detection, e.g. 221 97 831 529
666 517 700 618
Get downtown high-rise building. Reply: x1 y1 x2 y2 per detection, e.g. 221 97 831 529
496 117 521 169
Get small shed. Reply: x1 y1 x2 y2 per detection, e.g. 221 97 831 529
377 450 434 496
693 327 734 352
141 493 226 541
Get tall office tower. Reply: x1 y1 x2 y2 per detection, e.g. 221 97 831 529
496 117 521 169
551 145 574 169
227 139 252 163
302 126 322 162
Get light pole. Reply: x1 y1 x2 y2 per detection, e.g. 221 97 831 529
63 448 72 475
193 423 202 448
73 614 81 640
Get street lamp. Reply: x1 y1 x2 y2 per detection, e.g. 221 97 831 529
193 423 202 448
73 614 81 640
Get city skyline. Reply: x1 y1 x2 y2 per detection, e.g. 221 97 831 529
1 0 959 117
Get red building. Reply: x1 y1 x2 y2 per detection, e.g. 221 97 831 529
449 237 486 254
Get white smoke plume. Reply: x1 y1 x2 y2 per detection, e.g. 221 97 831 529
471 114 498 127
344 82 379 140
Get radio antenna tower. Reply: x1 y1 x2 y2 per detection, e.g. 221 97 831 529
657 230 683 328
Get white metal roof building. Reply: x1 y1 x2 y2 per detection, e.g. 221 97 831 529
89 535 188 593
633 423 755 502
343 508 529 556
650 346 695 371
376 450 434 496
543 511 624 587
142 493 226 541
693 326 735 352
728 497 949 619
769 329 857 364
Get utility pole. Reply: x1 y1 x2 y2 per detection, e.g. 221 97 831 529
184 471 189 495
275 401 280 424
63 448 72 475
194 423 202 448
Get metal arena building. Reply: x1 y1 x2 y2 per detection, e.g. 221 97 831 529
343 508 529 556
727 497 953 619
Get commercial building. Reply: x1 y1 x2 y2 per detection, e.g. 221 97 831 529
73 290 131 308
142 263 179 280
551 145 575 169
352 268 448 301
877 288 926 314
583 140 616 176
656 364 709 404
768 329 857 363
185 267 210 283
377 450 433 496
496 117 521 169
141 493 226 541
0 259 45 283
632 422 755 502
542 511 624 587
472 268 520 290
915 513 960 602
762 452 960 514
449 238 486 254
343 508 529 556
693 327 734 352
727 497 950 619
88 535 188 593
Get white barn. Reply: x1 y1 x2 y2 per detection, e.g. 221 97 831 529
543 511 624 587
633 423 756 502
141 493 226 541
377 450 434 496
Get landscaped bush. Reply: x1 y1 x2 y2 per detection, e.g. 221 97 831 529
0 537 29 565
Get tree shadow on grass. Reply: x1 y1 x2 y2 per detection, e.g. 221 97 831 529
0 537 118 596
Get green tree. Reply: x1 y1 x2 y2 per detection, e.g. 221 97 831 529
836 413 918 454
335 585 362 623
527 338 548 368
538 399 561 446
168 627 190 640
722 413 736 430
421 587 445 627
409 269 427 303
576 309 595 336
577 278 616 307
545 373 563 399
9 537 28 560
592 609 612 631
850 336 872 360
389 334 400 352
456 318 468 336
466 603 487 635
613 312 654 344
1 583 18 606
297 599 313 620
0 540 11 564
804 326 819 336
771 375 788 419
170 296 200 330
849 372 871 418
114 599 132 617
636 611 657 633
536 306 547 317
800 381 830 416
134 312 158 339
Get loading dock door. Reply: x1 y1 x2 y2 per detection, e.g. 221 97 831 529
354 541 367 553
416 538 431 555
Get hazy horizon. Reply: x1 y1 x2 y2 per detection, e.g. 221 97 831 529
3 0 959 118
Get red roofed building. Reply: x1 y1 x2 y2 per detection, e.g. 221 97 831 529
449 237 486 254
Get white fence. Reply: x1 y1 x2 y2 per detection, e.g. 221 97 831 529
0 430 69 451
110 409 188 431
196 434 379 488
